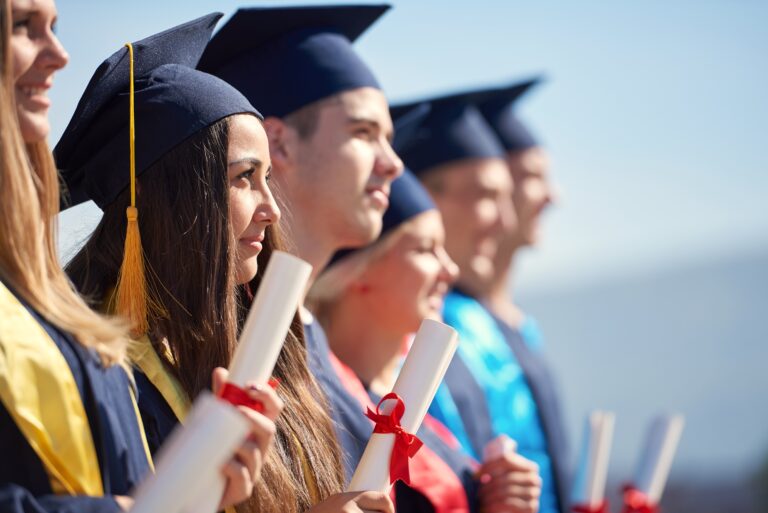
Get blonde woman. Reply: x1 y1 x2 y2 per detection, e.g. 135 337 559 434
0 2 279 512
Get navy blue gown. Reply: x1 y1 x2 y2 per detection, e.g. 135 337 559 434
303 318 373 479
0 283 151 513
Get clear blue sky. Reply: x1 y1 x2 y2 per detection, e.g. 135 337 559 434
54 0 768 291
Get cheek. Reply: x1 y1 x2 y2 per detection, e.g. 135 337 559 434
342 139 376 184
10 38 34 82
475 199 497 228
228 189 253 236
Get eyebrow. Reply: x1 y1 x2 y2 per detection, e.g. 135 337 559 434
347 116 395 143
228 158 263 168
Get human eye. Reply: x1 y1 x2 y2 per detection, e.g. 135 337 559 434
12 16 31 34
236 168 256 185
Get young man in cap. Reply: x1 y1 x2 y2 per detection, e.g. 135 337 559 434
199 4 403 477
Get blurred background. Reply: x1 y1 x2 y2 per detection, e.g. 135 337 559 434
53 2 768 512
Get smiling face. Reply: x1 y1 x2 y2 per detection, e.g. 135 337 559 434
275 87 404 251
227 114 281 285
356 210 458 333
9 0 68 142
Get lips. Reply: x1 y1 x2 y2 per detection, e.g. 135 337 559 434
365 185 390 210
239 233 265 251
16 82 52 108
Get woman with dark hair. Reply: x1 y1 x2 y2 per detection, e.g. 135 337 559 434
0 0 150 511
61 13 392 513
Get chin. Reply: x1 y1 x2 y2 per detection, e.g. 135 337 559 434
18 116 50 144
235 261 259 285
348 212 381 246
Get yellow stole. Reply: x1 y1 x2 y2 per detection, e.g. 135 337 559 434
0 281 101 495
129 336 322 507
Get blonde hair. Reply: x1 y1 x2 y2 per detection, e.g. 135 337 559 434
308 224 404 321
0 0 126 362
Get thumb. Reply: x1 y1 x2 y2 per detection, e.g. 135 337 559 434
483 434 518 462
211 367 229 395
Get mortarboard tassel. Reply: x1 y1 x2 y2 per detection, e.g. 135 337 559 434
115 42 149 336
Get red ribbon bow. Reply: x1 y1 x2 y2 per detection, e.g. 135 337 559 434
572 500 610 513
621 485 659 513
364 392 424 486
219 377 280 413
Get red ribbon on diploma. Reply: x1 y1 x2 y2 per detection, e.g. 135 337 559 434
572 500 610 513
365 392 424 485
621 484 659 513
219 377 279 413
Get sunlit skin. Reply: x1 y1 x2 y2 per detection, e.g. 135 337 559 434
9 0 68 142
422 157 516 299
481 146 557 327
227 114 281 285
326 210 459 390
265 87 404 284
505 146 556 250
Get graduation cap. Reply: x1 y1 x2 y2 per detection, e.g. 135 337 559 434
473 77 543 152
390 95 505 177
331 168 436 264
198 4 390 118
54 13 260 336
55 12 259 210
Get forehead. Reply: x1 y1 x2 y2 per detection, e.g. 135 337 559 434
227 114 269 158
507 147 549 178
12 0 52 11
322 87 392 127
442 158 511 192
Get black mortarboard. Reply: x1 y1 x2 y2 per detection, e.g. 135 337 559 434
473 77 543 152
55 13 260 209
390 95 505 177
198 4 389 118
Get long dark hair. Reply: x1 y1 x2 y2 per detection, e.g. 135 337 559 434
66 116 344 512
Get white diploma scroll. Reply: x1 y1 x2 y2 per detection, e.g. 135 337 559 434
632 414 684 504
187 251 312 513
347 319 459 492
129 393 249 513
571 410 615 508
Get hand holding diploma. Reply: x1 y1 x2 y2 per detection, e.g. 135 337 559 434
212 368 284 511
186 251 311 513
477 435 543 513
347 319 459 492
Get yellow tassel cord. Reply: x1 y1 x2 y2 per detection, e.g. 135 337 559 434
115 42 148 337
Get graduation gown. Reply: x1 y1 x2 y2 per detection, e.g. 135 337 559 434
428 289 566 513
303 318 372 478
130 335 322 510
0 280 152 513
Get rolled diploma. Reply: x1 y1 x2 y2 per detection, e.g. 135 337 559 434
129 393 249 513
570 411 615 508
633 414 684 504
186 251 312 513
347 319 458 492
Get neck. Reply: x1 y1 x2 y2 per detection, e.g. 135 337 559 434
282 210 336 303
324 301 404 395
480 253 524 328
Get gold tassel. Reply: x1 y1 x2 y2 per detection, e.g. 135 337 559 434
114 42 148 336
